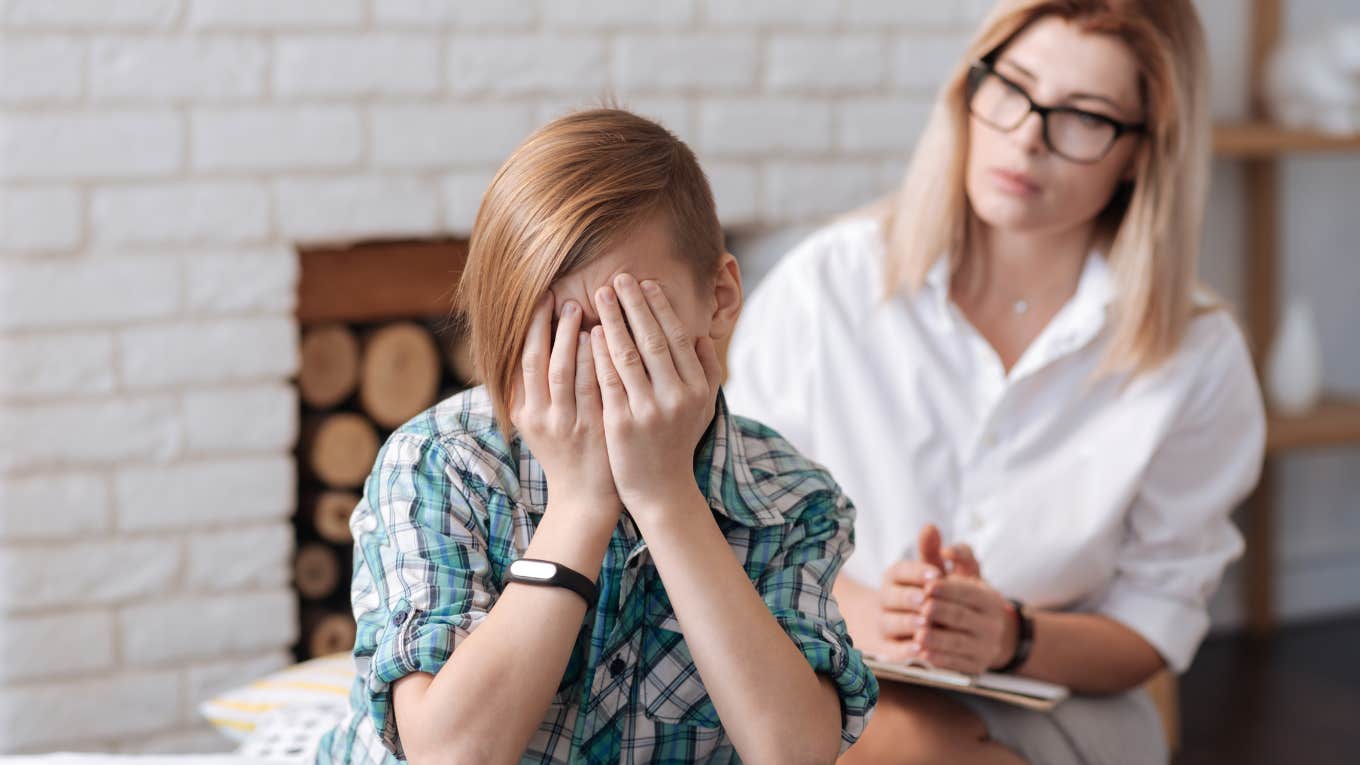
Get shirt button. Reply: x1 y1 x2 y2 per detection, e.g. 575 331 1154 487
608 657 627 678
983 432 999 448
391 610 408 627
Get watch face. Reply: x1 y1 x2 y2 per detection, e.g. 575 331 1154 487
510 559 557 581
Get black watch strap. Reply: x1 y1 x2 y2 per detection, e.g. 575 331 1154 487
506 558 597 607
996 598 1034 674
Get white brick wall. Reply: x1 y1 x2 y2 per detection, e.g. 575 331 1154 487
0 0 984 752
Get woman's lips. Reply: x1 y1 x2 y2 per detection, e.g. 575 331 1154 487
990 168 1041 197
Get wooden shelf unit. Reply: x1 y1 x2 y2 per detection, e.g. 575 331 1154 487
1266 397 1360 454
1214 123 1360 157
1227 0 1360 635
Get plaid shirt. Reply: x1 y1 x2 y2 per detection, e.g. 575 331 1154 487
316 385 877 764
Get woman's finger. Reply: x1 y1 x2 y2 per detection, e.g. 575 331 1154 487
613 274 683 393
922 597 983 634
520 294 553 411
589 325 629 417
924 579 994 613
594 284 651 407
879 583 926 612
916 625 975 656
547 300 582 413
917 523 946 572
574 330 600 420
638 279 706 388
878 639 924 665
883 559 941 587
879 609 925 640
916 644 986 675
944 544 982 578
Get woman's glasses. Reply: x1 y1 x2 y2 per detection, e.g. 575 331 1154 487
966 60 1146 164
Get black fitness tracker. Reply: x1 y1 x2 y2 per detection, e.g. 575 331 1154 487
996 598 1034 674
506 558 597 607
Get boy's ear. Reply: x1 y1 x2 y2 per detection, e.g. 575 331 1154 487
707 252 743 342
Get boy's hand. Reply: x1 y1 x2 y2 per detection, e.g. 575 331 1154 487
588 273 723 518
510 294 621 532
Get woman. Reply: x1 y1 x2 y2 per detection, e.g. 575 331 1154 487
316 108 876 764
724 1 1265 763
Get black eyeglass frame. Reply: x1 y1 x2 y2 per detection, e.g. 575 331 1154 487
966 60 1148 164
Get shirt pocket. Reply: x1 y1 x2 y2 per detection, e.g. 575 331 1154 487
639 613 722 729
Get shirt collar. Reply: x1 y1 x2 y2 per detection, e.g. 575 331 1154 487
516 388 784 528
691 388 786 528
922 249 1113 332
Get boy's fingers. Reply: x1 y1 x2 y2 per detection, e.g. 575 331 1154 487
547 300 581 413
520 294 553 410
639 279 705 388
614 274 681 391
594 285 650 405
589 326 629 415
574 331 600 416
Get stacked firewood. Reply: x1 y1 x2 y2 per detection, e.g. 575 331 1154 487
292 317 476 660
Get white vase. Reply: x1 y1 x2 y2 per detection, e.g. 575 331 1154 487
1265 298 1324 416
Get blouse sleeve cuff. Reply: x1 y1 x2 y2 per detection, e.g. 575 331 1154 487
1093 581 1209 674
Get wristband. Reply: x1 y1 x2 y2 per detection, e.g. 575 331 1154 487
506 558 597 607
996 598 1034 674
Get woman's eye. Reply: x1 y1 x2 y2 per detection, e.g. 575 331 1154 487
1075 112 1108 128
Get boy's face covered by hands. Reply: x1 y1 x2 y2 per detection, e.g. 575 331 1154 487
547 213 714 344
509 212 738 523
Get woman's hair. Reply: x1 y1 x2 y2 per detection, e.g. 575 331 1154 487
882 0 1213 377
457 107 724 439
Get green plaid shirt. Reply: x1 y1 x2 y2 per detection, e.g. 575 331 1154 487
316 385 877 764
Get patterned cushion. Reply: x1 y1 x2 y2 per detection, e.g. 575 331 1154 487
200 652 352 742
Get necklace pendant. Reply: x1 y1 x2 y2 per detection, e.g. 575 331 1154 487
1013 299 1029 315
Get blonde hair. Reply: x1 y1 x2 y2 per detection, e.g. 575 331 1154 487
457 108 724 439
883 0 1213 376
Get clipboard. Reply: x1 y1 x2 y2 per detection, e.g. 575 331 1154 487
864 656 1070 712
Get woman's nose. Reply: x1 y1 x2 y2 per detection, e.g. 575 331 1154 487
1010 110 1047 155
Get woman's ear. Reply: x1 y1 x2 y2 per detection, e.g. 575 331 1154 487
707 252 743 342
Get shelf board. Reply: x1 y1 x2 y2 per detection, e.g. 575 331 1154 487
1266 395 1360 453
1214 123 1360 157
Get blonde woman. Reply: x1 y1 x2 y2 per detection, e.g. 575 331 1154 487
316 108 877 764
724 1 1265 763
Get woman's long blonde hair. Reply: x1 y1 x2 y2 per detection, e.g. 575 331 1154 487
883 0 1213 376
457 108 724 440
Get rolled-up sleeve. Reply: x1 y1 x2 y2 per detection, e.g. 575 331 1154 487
1094 321 1266 673
755 488 878 754
349 432 495 759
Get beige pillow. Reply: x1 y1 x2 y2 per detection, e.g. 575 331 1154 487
200 652 353 742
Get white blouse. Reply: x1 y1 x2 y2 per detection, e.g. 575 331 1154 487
723 217 1266 674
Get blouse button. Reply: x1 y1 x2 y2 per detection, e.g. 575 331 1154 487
608 657 627 678
391 610 408 627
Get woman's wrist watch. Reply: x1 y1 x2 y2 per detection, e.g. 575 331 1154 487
506 558 597 607
996 598 1034 674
